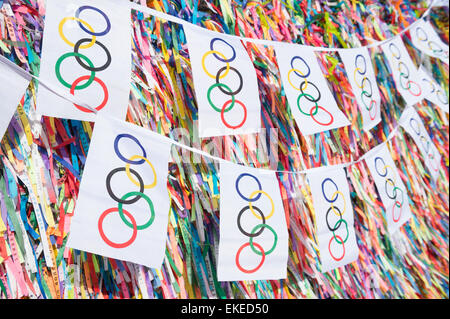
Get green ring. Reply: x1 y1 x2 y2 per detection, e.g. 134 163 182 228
297 93 319 116
207 83 235 113
360 91 374 111
332 219 349 244
55 52 95 90
249 224 278 256
118 191 155 230
398 73 411 90
393 187 404 207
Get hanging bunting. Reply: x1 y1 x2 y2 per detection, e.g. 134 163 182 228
410 19 449 64
275 44 351 135
307 166 359 273
67 115 172 268
364 144 412 234
184 24 262 138
399 106 442 182
339 48 382 131
417 66 449 113
0 62 30 138
217 161 289 281
36 0 131 121
381 36 427 106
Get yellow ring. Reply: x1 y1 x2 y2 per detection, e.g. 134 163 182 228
382 166 396 183
329 191 346 217
59 17 96 49
287 68 308 91
125 155 157 189
248 190 275 220
201 50 230 79
353 68 368 89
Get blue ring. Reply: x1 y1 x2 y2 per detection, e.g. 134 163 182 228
114 134 147 164
354 54 367 75
321 178 339 203
290 56 311 78
374 157 388 177
75 5 111 36
209 38 236 62
409 118 421 135
235 173 262 202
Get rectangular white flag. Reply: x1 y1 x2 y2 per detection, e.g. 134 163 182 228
37 0 131 121
67 115 172 268
381 36 427 106
339 48 381 131
0 61 30 138
184 25 261 137
417 66 449 113
307 166 359 273
399 106 442 181
275 43 350 135
365 144 412 234
217 161 289 281
410 19 449 65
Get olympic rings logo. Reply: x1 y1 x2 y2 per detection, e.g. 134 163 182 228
421 77 449 106
56 5 111 113
202 38 247 129
98 134 157 248
234 173 278 273
353 54 378 120
388 43 422 97
287 56 334 126
321 178 349 262
373 157 404 223
415 26 449 60
409 118 440 173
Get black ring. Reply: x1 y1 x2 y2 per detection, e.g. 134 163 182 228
397 61 410 79
106 167 144 204
300 81 321 102
74 38 112 72
384 178 398 200
215 66 243 96
326 206 343 232
237 205 266 237
360 77 373 97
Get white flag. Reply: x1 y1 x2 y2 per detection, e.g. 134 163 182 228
0 61 30 138
307 166 359 273
217 161 288 281
365 144 412 234
339 48 381 131
410 19 449 65
37 0 131 121
399 106 442 181
275 44 350 135
67 115 172 268
381 36 425 106
184 25 261 137
417 66 449 113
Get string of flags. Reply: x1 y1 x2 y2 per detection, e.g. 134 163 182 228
0 0 448 298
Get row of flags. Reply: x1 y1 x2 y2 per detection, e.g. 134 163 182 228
0 0 447 280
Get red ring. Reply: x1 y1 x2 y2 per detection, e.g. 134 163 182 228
70 75 109 113
98 207 137 248
406 80 422 97
220 99 247 129
235 242 265 273
310 105 334 126
392 201 402 223
328 234 345 261
367 100 378 121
